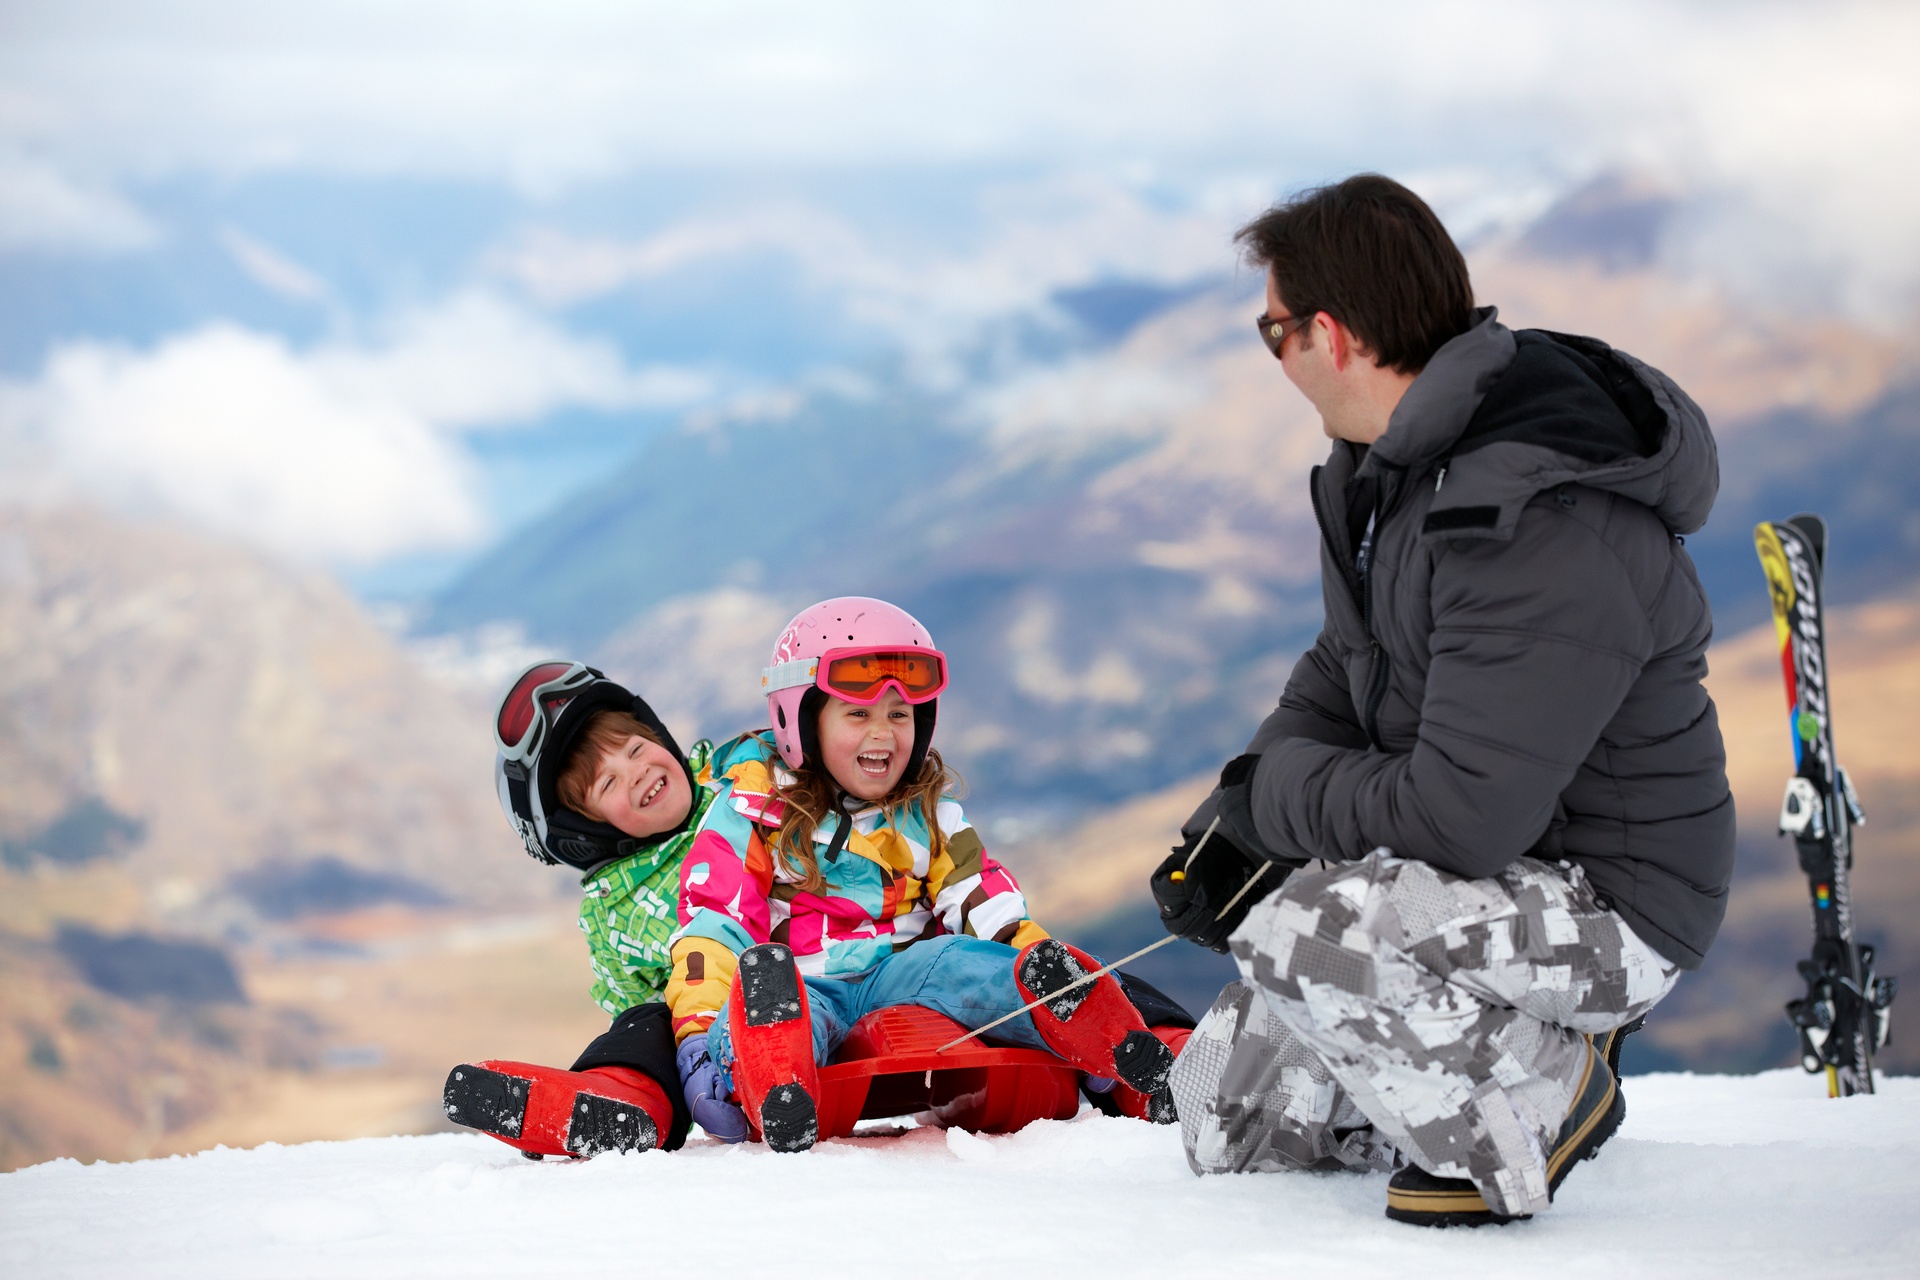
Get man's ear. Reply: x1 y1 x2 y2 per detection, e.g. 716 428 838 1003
1320 313 1353 372
1321 314 1381 373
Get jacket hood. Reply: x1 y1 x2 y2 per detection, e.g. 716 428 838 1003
1366 308 1720 540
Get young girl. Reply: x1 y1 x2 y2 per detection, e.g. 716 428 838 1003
667 597 1178 1151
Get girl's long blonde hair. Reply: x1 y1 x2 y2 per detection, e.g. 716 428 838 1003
769 746 961 894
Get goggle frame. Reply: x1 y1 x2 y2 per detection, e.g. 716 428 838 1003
495 660 598 766
762 645 950 708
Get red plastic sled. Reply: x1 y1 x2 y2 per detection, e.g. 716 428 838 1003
764 1004 1085 1140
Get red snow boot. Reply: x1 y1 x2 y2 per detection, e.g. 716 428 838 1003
442 1060 672 1159
1015 939 1179 1124
728 942 821 1152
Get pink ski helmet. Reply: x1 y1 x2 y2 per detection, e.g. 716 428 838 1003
762 596 947 774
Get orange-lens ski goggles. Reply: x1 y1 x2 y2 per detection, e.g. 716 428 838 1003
818 647 948 705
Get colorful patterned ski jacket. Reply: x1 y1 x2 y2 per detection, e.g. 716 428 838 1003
577 739 719 1016
665 731 1048 1042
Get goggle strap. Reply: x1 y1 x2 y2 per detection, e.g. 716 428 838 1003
761 658 821 693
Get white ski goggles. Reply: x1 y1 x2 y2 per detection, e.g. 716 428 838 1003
494 660 598 766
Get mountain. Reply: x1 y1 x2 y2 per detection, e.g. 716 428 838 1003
433 285 1336 816
1683 386 1920 633
0 505 522 904
420 245 1920 831
0 506 609 1171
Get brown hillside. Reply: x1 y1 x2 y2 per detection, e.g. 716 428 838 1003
0 505 523 904
0 507 604 1170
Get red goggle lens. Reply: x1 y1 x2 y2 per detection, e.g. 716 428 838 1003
497 661 576 746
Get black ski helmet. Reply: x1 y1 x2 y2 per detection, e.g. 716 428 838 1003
493 661 696 872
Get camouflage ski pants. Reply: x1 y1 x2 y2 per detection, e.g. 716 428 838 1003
1169 850 1678 1217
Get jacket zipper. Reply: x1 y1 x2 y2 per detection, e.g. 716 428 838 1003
1358 506 1389 752
1360 639 1389 752
1308 465 1365 618
1310 464 1390 751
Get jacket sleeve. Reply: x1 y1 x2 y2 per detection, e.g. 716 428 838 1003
1181 628 1369 839
1246 504 1655 878
664 768 780 1043
926 799 1048 949
1248 628 1372 755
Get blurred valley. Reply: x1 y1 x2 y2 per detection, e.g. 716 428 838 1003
0 507 608 1170
5 185 1920 1171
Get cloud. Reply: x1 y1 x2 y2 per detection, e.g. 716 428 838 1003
0 152 156 254
3 5 1910 182
491 175 1238 361
0 293 714 563
0 325 484 562
312 291 711 429
220 227 331 302
7 3 1913 317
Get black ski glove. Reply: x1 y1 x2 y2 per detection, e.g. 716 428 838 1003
1150 828 1291 952
1149 755 1298 952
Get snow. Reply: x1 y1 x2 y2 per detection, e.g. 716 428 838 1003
6 1071 1918 1279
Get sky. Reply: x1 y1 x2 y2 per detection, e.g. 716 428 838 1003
1 0 1915 596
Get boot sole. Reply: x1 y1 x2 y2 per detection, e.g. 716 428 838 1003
1113 1029 1175 1097
443 1065 528 1139
758 1081 819 1153
1017 940 1094 1021
566 1092 660 1157
1383 1195 1527 1228
739 944 806 1027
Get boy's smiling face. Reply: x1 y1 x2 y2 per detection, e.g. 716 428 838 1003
585 734 691 838
817 688 915 801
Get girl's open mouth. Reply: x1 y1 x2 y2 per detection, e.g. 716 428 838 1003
637 775 667 807
856 752 892 776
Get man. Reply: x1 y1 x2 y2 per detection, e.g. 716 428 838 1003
1151 174 1733 1226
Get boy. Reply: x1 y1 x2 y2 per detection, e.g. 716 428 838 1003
442 660 725 1157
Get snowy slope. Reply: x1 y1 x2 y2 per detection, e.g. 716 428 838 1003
5 1071 1917 1280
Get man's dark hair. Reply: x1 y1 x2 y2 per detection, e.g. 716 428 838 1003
1236 174 1474 374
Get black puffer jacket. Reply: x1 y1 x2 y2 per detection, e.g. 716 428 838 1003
1195 308 1735 969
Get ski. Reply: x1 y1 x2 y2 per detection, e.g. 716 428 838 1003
1753 514 1896 1096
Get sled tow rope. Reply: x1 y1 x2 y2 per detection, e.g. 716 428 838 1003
937 820 1267 1055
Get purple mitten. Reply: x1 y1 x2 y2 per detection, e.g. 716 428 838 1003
676 1032 749 1143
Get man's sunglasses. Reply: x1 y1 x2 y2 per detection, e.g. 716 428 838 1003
1255 311 1316 361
